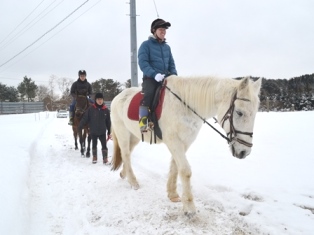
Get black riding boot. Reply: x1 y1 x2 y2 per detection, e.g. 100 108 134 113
92 148 97 164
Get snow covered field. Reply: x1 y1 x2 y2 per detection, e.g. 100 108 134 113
0 111 313 235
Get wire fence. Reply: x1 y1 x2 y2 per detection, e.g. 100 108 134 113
0 102 44 114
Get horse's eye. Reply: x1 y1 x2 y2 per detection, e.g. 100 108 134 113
236 110 243 117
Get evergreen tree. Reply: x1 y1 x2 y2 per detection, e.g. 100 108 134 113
91 78 122 101
17 76 38 101
0 83 19 101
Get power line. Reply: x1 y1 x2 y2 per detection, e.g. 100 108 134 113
0 0 45 46
0 0 63 52
0 76 48 83
0 0 90 69
0 0 101 74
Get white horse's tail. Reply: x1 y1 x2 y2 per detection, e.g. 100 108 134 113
110 126 123 171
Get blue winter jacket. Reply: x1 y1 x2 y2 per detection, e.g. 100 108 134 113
138 36 177 79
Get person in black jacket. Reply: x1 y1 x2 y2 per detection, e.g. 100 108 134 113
78 93 111 164
68 70 93 125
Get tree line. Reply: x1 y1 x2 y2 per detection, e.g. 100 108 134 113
0 75 131 111
257 73 314 111
1 73 314 111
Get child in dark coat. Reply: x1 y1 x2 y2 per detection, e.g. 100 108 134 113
78 93 111 164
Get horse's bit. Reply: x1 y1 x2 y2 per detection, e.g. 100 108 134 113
221 92 253 148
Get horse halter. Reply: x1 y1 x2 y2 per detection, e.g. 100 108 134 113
221 92 253 148
75 94 88 116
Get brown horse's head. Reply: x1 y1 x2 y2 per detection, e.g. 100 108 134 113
75 91 89 119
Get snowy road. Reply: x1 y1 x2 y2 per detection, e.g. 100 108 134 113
2 112 314 234
26 117 268 235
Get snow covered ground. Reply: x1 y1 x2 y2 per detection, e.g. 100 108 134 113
0 111 314 235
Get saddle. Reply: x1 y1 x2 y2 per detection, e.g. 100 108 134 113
128 82 166 142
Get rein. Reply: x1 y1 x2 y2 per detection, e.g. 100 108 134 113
165 85 230 143
165 85 253 147
75 94 89 114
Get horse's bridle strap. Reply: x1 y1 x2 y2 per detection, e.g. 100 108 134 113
222 92 253 147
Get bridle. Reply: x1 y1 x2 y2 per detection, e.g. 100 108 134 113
75 94 88 117
220 92 253 148
165 85 254 148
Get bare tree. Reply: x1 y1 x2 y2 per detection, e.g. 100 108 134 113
58 77 73 99
37 85 49 101
48 75 59 100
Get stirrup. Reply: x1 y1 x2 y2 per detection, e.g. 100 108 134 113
140 125 148 133
139 117 154 133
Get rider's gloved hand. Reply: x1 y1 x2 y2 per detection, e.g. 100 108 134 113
154 73 165 82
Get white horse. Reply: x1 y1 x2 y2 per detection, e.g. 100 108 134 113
110 75 261 217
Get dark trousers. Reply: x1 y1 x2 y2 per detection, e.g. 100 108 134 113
69 99 76 112
140 76 160 107
91 134 107 150
69 97 94 112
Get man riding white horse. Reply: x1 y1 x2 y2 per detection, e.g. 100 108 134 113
68 70 93 125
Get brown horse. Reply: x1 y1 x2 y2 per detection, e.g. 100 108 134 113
72 93 91 157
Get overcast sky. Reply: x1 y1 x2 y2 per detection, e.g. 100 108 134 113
0 0 313 88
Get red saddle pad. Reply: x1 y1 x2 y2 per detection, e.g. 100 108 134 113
127 88 166 121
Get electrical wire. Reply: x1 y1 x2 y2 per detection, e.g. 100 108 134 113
0 0 101 82
0 0 45 46
0 0 90 69
0 0 63 52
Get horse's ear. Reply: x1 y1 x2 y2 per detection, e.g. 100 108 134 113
252 77 262 93
239 77 249 90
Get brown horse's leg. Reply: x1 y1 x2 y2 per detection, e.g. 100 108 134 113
72 125 78 150
79 127 87 156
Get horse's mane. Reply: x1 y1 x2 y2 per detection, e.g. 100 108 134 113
166 75 259 118
166 75 225 117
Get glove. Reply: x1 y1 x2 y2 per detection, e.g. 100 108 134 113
154 73 165 82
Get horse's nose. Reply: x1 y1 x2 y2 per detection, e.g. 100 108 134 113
237 150 247 159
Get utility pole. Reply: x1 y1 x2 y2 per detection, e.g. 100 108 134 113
130 0 138 87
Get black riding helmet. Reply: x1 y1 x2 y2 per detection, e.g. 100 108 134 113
95 93 104 99
78 70 87 76
150 18 171 34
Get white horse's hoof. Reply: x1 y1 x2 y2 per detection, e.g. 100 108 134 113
170 197 181 202
119 172 125 179
184 211 196 219
131 184 139 190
